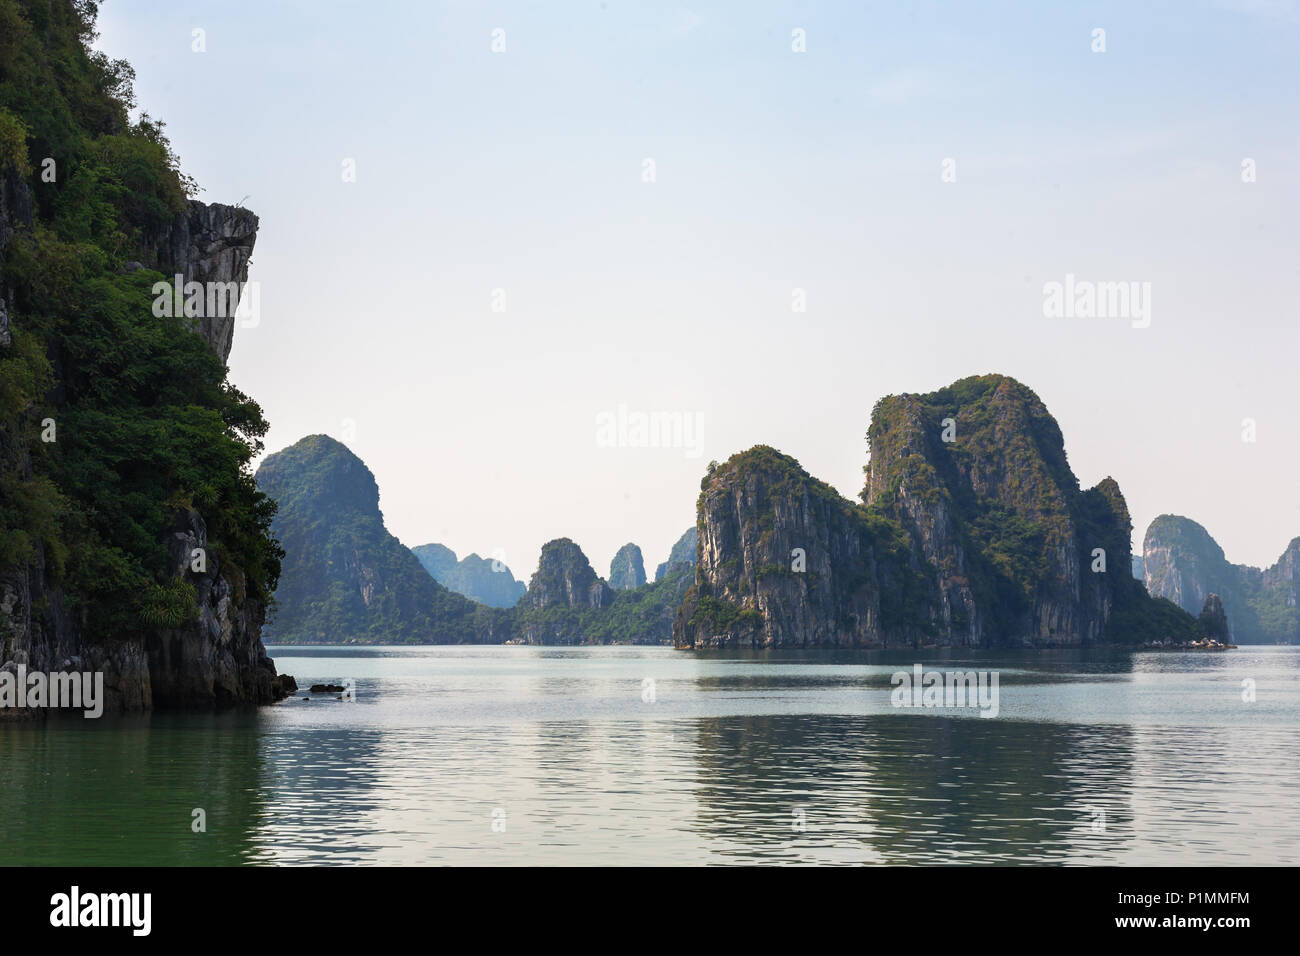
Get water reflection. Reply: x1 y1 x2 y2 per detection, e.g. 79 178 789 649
1 646 1297 865
0 713 267 865
682 714 1134 863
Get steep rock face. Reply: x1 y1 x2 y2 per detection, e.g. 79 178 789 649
1142 515 1224 615
144 509 282 706
862 375 1138 646
513 538 685 645
150 201 259 363
257 436 482 643
412 543 458 580
442 553 527 608
609 543 647 590
1199 594 1230 643
1143 515 1299 643
129 197 279 702
1261 542 1300 640
0 201 282 711
412 543 526 608
673 448 920 648
676 375 1195 650
1 543 152 714
525 539 612 611
516 539 613 644
655 527 697 581
0 0 288 713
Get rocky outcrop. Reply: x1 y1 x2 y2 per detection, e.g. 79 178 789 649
513 539 614 644
1199 594 1230 643
144 509 283 707
524 539 612 611
1142 516 1225 616
655 527 697 581
673 449 919 648
1143 515 1299 643
150 200 259 363
412 543 526 608
257 436 483 643
0 2 289 714
0 192 288 712
1 555 152 714
411 543 458 581
676 375 1197 649
609 543 647 590
862 376 1142 646
511 537 686 645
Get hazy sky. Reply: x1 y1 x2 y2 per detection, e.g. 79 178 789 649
96 0 1299 579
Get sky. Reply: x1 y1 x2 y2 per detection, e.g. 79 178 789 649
95 0 1299 580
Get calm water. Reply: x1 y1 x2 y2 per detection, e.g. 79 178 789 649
2 645 1298 865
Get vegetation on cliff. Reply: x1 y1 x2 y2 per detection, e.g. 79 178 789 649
678 445 927 646
0 0 280 641
1143 514 1298 643
862 374 1180 644
654 526 696 580
256 436 480 643
259 439 691 644
411 542 526 608
513 562 691 644
608 543 646 590
678 376 1205 648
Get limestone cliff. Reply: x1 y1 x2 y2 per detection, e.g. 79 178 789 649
1199 594 1230 643
257 436 483 643
0 193 285 710
528 539 611 606
609 543 647 590
1143 514 1299 643
676 375 1199 649
655 527 697 581
411 543 527 608
0 190 286 710
514 539 611 644
862 375 1141 646
0 0 287 711
1142 517 1226 619
153 200 259 363
673 448 922 648
514 537 686 645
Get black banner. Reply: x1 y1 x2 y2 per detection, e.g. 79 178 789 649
6 866 1280 943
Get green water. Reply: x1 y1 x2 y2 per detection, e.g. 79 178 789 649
2 645 1297 865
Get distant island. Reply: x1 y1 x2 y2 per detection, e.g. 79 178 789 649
412 543 526 608
675 374 1200 649
254 376 1232 650
256 435 694 645
1142 514 1298 644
